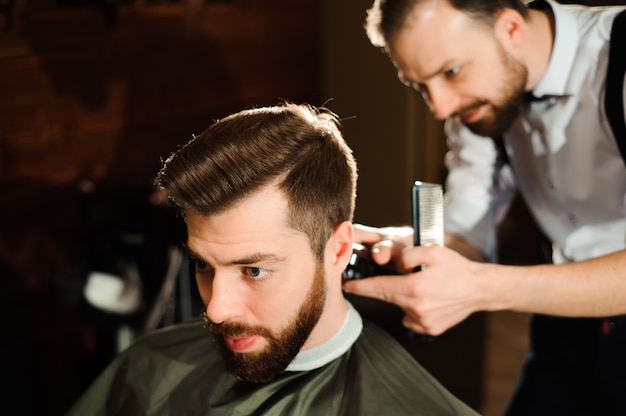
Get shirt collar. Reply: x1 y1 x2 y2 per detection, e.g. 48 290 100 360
529 0 579 98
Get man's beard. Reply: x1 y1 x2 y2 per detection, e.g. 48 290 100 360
460 44 528 138
207 263 326 383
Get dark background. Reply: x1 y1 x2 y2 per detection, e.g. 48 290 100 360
0 0 622 415
1 1 320 414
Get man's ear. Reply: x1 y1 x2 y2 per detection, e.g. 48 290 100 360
494 8 526 49
329 221 354 272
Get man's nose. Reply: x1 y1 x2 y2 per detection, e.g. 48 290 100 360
204 272 241 324
423 84 459 120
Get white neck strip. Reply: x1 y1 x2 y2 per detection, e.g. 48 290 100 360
285 301 363 372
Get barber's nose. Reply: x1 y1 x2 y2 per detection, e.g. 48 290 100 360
423 84 459 120
204 272 241 324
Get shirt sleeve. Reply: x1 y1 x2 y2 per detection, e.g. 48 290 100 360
443 119 517 261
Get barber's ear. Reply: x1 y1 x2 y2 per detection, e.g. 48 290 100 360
329 221 354 270
495 9 526 48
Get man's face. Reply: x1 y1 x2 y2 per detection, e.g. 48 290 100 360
389 1 528 137
185 185 327 383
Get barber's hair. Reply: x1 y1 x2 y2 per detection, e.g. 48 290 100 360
366 0 529 48
155 103 357 260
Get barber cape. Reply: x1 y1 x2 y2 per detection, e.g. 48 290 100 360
67 303 478 415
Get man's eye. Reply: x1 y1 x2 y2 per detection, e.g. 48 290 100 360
244 267 268 279
193 259 209 273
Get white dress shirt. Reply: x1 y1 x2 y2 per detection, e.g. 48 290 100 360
444 0 626 263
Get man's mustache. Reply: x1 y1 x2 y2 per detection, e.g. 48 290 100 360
204 315 274 340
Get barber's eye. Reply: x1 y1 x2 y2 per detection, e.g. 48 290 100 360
445 66 460 78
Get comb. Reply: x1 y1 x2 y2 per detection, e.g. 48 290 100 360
412 181 444 248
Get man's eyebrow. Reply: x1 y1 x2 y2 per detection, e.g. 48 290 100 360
230 253 286 265
401 60 456 86
183 245 204 261
183 245 285 266
423 63 449 80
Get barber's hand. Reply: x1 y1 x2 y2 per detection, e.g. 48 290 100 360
353 223 413 265
343 243 484 336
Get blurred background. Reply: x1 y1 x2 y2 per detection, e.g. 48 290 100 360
0 0 620 414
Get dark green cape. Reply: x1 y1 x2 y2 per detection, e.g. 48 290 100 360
67 319 478 415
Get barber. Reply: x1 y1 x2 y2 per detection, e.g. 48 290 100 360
343 0 626 414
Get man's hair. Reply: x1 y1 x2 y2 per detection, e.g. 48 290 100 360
365 0 529 49
155 103 358 260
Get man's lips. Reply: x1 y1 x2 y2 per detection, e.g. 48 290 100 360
224 335 259 353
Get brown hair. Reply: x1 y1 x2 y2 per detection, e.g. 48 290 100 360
155 103 357 260
365 0 529 49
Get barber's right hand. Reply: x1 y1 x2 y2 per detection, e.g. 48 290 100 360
343 243 486 336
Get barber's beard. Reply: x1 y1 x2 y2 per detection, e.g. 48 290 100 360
208 264 326 383
462 45 528 138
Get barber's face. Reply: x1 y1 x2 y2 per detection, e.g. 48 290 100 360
389 2 528 137
185 185 327 383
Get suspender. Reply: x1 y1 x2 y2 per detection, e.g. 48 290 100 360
605 9 626 168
